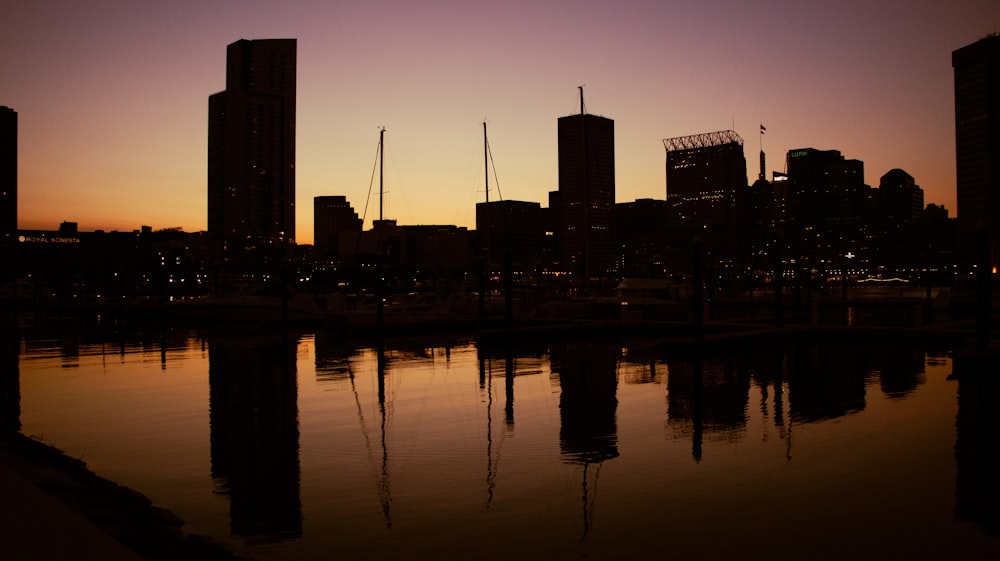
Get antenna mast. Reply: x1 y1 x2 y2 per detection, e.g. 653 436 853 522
579 85 586 115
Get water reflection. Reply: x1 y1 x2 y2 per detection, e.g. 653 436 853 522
551 342 619 539
955 355 1000 535
874 346 927 398
11 319 1000 559
208 330 302 540
316 335 395 529
477 342 547 511
752 350 790 455
374 339 391 528
666 355 751 461
1 311 19 432
661 345 932 462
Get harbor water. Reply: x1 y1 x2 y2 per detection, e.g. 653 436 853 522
9 315 1000 560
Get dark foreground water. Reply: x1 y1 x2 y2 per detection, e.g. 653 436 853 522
8 316 1000 560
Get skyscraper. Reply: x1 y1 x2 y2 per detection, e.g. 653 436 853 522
953 34 1000 272
0 106 15 248
208 39 296 266
663 130 749 274
664 130 747 228
784 147 872 267
557 97 615 281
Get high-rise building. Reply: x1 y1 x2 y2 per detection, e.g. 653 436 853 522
663 130 749 274
784 148 872 268
313 196 362 260
557 102 615 281
874 169 932 273
953 34 1000 272
208 39 296 266
664 130 747 228
0 106 15 248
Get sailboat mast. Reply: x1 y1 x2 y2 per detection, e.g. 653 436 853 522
484 121 489 204
379 127 385 222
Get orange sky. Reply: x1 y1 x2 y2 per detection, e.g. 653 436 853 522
3 0 997 244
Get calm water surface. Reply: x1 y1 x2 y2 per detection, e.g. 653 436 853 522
10 317 1000 560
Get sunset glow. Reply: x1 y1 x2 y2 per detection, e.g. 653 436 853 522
2 0 997 244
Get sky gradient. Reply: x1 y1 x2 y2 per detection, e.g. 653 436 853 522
3 0 997 244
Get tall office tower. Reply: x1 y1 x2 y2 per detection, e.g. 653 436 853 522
557 100 615 281
664 130 747 227
663 130 749 273
313 196 362 260
785 148 872 266
208 39 296 266
953 34 1000 272
0 106 15 248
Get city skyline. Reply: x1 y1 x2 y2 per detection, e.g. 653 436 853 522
2 0 997 245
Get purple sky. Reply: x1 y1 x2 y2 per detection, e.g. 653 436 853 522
2 0 997 243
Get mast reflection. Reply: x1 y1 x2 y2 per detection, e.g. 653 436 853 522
478 341 546 510
208 330 302 540
551 342 619 539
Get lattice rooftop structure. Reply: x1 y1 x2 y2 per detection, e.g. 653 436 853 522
663 130 743 152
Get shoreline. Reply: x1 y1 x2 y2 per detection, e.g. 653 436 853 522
0 431 254 561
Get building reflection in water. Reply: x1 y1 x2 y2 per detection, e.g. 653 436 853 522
664 344 929 462
208 330 302 540
1 311 19 432
874 346 927 398
785 345 868 422
551 342 619 539
665 354 750 461
749 349 791 457
954 354 1000 535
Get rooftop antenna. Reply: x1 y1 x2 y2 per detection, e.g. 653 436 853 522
759 124 766 180
579 85 586 115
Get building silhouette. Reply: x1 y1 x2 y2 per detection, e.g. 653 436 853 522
208 39 297 268
871 169 945 274
475 199 547 274
784 147 872 269
664 130 747 228
0 106 15 251
953 34 1000 272
877 169 924 224
313 195 362 260
615 198 669 277
357 222 471 270
557 98 616 283
663 130 749 276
